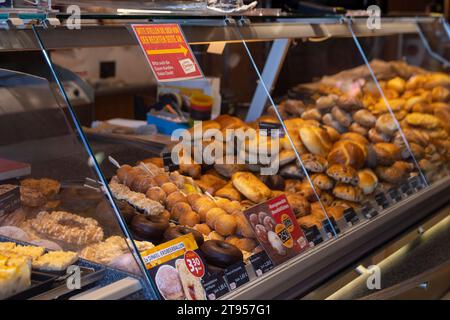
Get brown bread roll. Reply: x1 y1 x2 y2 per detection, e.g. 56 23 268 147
357 169 378 195
327 140 367 169
231 172 272 203
373 143 402 166
299 125 332 157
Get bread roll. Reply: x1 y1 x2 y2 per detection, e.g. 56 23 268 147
231 172 272 203
214 182 242 201
296 180 320 202
332 184 362 202
286 193 311 217
205 208 227 229
405 113 440 129
322 113 346 133
375 161 414 184
373 143 401 166
195 174 227 195
375 114 398 136
340 132 369 146
310 173 334 190
171 202 192 220
357 169 378 195
349 122 368 136
299 153 328 173
326 164 359 185
302 108 322 121
327 140 367 169
299 125 332 157
368 128 390 143
179 211 200 227
214 214 237 236
387 77 406 93
194 223 211 235
331 106 352 127
353 109 377 127
321 125 341 142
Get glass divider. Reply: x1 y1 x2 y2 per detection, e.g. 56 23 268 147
31 24 155 294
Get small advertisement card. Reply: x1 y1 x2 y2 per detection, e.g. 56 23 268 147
131 24 203 82
243 195 309 265
140 233 208 300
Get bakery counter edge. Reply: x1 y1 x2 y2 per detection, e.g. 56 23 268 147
221 176 450 300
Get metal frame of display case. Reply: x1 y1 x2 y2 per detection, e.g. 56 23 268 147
0 14 449 300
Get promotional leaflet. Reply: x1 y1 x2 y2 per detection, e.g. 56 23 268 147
141 233 207 300
243 195 309 265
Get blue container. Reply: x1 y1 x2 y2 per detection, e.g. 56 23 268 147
147 112 189 135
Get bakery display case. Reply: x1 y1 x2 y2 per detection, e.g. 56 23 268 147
0 13 449 300
0 37 156 299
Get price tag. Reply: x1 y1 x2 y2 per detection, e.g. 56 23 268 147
387 188 402 203
202 273 230 300
302 225 323 247
259 122 285 138
162 152 179 172
361 202 378 219
374 192 390 209
249 251 274 277
343 207 359 227
400 181 413 196
224 261 249 290
0 186 20 215
408 176 425 191
184 250 205 278
322 217 340 235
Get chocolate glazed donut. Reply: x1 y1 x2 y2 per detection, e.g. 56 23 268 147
163 226 204 247
131 215 169 242
200 240 243 268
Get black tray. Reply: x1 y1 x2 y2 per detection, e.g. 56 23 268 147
7 270 59 300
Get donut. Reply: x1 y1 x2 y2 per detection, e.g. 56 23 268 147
249 213 259 227
205 208 227 229
208 231 225 241
163 226 204 246
160 210 171 221
165 191 188 211
200 240 243 268
161 182 178 195
193 223 211 236
130 214 169 241
214 214 237 236
153 174 171 187
178 211 200 227
254 224 268 243
263 215 276 232
268 231 287 256
146 187 166 204
171 202 192 220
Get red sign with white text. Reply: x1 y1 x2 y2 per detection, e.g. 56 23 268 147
244 195 309 265
131 24 203 82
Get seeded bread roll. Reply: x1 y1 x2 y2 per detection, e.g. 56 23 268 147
310 173 334 190
331 106 352 127
299 153 328 173
231 172 272 203
368 128 390 143
326 164 359 185
332 184 363 202
286 193 311 217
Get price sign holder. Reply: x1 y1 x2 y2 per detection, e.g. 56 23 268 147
361 202 379 219
249 251 274 277
408 176 425 191
302 225 323 247
202 273 230 300
400 181 414 197
162 152 179 172
224 261 249 291
259 122 285 137
343 207 359 227
374 192 390 209
0 186 20 215
322 217 340 237
387 187 402 203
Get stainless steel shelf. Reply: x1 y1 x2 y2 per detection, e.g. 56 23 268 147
223 176 450 300
0 17 439 52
